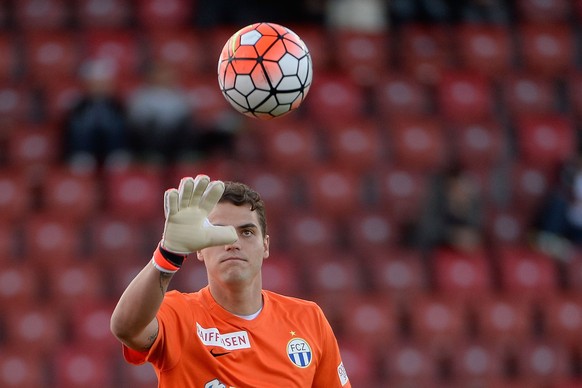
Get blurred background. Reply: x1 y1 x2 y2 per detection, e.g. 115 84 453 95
1 0 582 386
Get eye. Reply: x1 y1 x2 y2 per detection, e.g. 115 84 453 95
241 229 254 237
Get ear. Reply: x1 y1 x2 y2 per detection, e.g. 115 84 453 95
196 251 205 262
263 235 270 260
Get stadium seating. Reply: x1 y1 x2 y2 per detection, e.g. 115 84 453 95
74 0 131 28
22 31 80 82
372 72 432 119
454 23 514 77
2 2 582 386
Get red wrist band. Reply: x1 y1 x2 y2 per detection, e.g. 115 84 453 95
151 243 186 273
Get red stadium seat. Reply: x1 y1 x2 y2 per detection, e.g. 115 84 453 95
81 29 142 75
373 166 429 224
475 294 534 346
0 266 40 305
450 341 507 382
437 70 494 125
501 72 557 116
103 164 165 221
258 117 320 173
0 33 18 79
543 293 582 346
13 0 68 30
0 82 33 122
402 23 452 84
135 0 194 29
407 295 467 348
6 124 60 170
0 169 32 222
44 261 105 308
53 345 113 387
88 215 146 260
338 340 380 387
387 116 448 172
372 73 431 119
22 31 79 82
3 303 63 355
398 24 453 84
146 28 207 76
431 247 493 300
497 246 558 299
260 255 303 297
364 248 427 300
484 208 530 247
518 23 574 77
304 72 367 125
340 294 397 351
455 24 513 77
40 166 99 221
346 210 400 254
323 119 384 173
383 341 438 385
304 253 364 296
284 212 337 255
0 347 45 388
452 120 506 170
516 0 571 23
515 341 570 382
69 300 119 353
22 215 83 260
514 114 575 170
301 165 364 219
168 158 237 186
75 0 131 28
333 30 390 86
507 162 553 216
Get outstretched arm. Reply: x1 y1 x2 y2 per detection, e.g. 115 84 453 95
110 175 237 351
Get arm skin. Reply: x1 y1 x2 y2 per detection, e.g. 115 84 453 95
110 263 174 351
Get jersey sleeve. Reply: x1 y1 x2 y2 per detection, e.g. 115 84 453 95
122 291 194 371
312 305 351 388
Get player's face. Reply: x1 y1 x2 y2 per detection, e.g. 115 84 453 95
197 202 269 286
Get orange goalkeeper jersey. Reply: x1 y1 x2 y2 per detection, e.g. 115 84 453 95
123 286 351 388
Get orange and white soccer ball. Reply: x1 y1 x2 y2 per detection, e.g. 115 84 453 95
217 22 313 120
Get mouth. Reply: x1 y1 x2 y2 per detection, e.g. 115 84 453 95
220 257 247 263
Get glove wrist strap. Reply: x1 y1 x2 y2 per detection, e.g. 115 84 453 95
152 243 186 273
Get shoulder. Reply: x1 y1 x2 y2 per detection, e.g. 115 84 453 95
263 291 325 317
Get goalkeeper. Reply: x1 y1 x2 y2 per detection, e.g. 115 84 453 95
110 175 351 387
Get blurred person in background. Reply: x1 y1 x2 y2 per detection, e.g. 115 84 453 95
414 165 485 253
535 155 582 261
62 58 130 170
127 61 194 163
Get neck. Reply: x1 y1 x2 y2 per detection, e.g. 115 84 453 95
208 281 263 316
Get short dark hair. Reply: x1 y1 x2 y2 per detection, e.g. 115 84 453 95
221 181 267 237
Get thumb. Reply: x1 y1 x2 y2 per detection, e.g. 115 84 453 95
206 225 238 246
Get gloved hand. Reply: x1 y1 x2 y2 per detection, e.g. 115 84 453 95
161 175 238 255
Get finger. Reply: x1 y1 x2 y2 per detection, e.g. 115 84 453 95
207 225 238 246
164 189 179 218
199 180 225 214
178 177 195 209
191 174 211 207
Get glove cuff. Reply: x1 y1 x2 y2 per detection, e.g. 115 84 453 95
151 242 187 273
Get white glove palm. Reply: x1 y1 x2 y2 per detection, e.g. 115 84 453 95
161 175 237 254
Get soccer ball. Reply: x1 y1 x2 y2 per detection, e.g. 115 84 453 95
217 22 313 120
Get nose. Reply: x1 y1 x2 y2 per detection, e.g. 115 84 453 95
224 238 241 250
